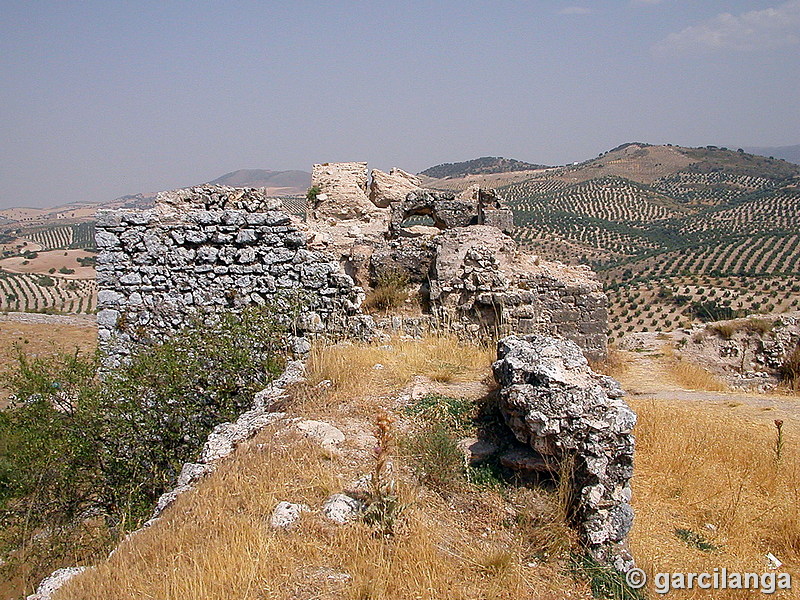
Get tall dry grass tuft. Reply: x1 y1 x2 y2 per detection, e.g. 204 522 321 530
589 348 628 379
780 345 800 391
661 345 728 391
668 360 729 391
630 398 799 598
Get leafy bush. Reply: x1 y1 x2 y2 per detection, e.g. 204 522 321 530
76 255 97 267
305 185 321 204
689 300 735 322
403 421 464 491
570 553 646 600
402 393 477 491
0 308 288 583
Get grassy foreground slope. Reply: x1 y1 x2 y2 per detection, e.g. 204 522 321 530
50 337 798 600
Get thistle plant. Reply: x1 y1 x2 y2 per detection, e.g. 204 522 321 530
774 419 784 463
362 411 403 536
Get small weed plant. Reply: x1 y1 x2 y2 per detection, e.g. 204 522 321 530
362 412 404 536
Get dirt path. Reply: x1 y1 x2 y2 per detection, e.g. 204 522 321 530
615 333 800 426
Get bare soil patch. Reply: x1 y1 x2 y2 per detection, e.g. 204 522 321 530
0 318 96 406
0 249 95 279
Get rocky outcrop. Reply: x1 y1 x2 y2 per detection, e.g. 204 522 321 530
26 568 87 600
493 334 636 572
310 162 378 221
429 226 608 360
671 314 800 391
369 168 421 208
369 236 439 283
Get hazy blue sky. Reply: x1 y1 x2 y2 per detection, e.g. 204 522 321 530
1 1 799 208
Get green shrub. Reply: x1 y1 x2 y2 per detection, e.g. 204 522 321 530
403 393 474 432
306 185 321 204
570 553 646 600
403 421 464 491
0 307 288 584
674 527 719 552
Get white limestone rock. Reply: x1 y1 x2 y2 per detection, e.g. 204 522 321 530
271 501 310 529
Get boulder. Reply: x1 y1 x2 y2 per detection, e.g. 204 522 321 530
369 168 422 208
493 334 635 572
271 501 310 529
322 493 364 524
311 162 378 221
26 567 87 600
295 420 346 450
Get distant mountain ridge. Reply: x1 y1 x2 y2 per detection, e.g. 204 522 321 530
419 156 549 179
207 169 310 192
743 145 800 166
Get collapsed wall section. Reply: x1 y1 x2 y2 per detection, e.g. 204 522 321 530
95 187 369 366
493 334 636 572
428 226 608 360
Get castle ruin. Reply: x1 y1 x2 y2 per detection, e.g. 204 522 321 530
95 162 609 362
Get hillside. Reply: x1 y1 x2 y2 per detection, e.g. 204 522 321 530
744 144 800 165
419 156 549 180
3 147 800 333
488 143 800 336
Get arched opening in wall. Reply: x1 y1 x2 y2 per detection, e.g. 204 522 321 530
401 214 436 228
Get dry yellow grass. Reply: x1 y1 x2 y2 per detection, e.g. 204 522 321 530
55 425 584 600
589 347 628 379
0 319 96 406
305 334 496 402
668 360 729 392
38 336 800 599
630 398 798 598
659 344 729 392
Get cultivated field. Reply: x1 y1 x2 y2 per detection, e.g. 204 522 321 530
493 144 800 332
0 272 96 314
0 249 96 279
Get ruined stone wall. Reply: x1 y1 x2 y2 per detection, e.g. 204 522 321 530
493 335 636 572
428 226 608 360
95 187 369 365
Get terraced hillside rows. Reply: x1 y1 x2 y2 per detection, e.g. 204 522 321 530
0 272 96 314
490 144 800 332
26 222 96 251
605 276 800 337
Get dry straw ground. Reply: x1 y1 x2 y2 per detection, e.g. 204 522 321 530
49 337 799 599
